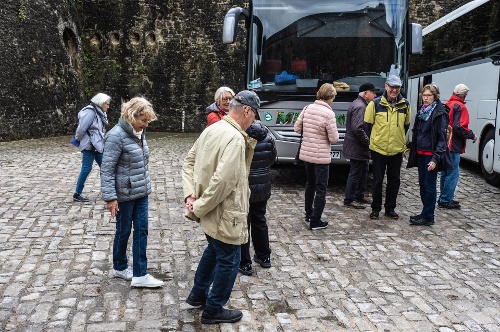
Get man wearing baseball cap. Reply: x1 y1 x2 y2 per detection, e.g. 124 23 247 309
438 84 476 209
182 90 259 324
363 75 412 220
343 83 379 209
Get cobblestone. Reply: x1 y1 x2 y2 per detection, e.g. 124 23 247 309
0 132 499 331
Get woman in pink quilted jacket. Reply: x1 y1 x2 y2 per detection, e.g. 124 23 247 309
294 83 339 230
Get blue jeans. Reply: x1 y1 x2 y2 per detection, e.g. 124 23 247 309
344 159 369 204
74 150 102 195
191 234 241 314
304 162 330 222
439 152 460 203
417 155 438 220
113 196 149 277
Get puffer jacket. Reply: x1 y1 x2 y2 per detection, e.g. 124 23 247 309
344 96 370 160
182 116 257 245
206 102 226 127
364 92 411 156
100 117 151 202
246 122 277 203
75 103 107 153
294 100 339 164
445 95 475 153
407 100 453 171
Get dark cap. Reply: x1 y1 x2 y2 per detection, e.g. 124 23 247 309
359 83 380 93
234 90 261 119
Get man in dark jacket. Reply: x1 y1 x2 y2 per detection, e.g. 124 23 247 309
438 84 477 209
343 83 379 209
239 123 277 276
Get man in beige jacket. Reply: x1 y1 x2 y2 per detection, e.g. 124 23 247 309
182 90 258 324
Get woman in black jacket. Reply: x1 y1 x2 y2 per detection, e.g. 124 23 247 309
407 83 452 226
239 122 277 276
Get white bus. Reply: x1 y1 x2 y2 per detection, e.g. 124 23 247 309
223 0 422 164
408 0 500 185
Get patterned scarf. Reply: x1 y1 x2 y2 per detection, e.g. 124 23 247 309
418 101 436 121
94 106 109 126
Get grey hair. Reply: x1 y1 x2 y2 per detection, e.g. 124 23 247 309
214 86 235 104
91 93 111 107
358 91 365 97
228 99 246 114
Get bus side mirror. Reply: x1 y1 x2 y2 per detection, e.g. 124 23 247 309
411 23 423 54
222 7 249 44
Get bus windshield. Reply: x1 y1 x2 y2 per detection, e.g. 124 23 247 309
248 0 409 93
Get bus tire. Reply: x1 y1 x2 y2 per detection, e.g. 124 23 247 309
480 128 500 186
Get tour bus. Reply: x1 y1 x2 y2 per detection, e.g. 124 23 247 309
222 0 422 163
407 0 500 185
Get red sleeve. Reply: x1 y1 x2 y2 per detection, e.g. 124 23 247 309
207 112 222 127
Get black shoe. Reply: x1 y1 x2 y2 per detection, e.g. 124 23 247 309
356 197 372 204
438 201 460 209
410 217 435 226
253 255 271 268
186 292 206 308
384 210 399 219
201 308 243 324
309 221 328 230
410 214 421 222
344 202 366 209
73 193 90 202
304 214 311 222
239 264 254 276
369 210 379 220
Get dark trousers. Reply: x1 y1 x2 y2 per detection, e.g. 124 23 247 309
241 200 271 266
191 234 240 314
304 162 330 222
417 154 437 220
344 159 369 204
370 151 402 212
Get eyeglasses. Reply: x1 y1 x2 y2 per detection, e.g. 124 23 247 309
248 106 259 119
422 94 433 97
387 85 401 90
139 119 151 124
222 97 233 102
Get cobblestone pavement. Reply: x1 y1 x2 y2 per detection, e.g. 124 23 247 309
0 132 499 332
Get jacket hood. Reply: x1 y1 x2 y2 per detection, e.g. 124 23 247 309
206 102 220 114
246 122 268 142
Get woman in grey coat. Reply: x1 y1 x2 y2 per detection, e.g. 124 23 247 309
73 92 111 202
100 97 163 288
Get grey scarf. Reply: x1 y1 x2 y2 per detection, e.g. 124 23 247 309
94 105 109 126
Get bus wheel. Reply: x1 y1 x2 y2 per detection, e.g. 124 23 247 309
480 128 500 186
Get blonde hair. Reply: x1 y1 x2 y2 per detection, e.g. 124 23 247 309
317 83 337 101
121 97 157 125
420 83 440 100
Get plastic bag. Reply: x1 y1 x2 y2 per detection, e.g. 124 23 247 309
274 71 299 85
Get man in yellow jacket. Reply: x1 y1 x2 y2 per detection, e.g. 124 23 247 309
182 90 259 324
363 75 411 220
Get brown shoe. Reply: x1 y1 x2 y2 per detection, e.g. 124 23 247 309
344 202 366 209
356 197 371 204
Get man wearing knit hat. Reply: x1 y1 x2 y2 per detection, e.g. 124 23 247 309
438 84 477 209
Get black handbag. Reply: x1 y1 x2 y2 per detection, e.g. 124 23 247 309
293 106 308 166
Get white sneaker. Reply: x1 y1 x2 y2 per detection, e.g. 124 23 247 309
114 267 133 281
131 274 164 288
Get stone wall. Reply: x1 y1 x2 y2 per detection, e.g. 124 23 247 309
0 0 469 141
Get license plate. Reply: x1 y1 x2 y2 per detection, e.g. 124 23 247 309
331 151 341 159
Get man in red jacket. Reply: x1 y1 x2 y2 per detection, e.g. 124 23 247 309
438 84 477 209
